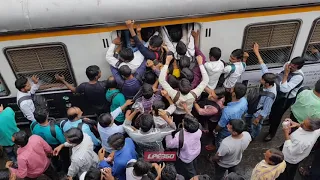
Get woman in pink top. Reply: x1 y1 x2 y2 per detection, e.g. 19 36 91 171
6 131 58 180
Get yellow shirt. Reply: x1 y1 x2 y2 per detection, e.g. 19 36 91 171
251 160 286 180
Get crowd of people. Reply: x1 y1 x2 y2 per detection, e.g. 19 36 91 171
0 19 320 180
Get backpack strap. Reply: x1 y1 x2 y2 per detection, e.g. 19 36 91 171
60 120 67 131
224 64 236 79
286 72 304 99
30 121 39 132
190 91 197 100
260 91 276 100
173 92 181 103
241 62 246 69
126 162 136 168
77 122 84 130
178 129 184 156
17 95 32 108
49 121 57 140
108 92 119 103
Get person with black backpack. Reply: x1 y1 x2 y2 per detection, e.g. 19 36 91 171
245 43 277 139
32 107 70 173
252 43 306 142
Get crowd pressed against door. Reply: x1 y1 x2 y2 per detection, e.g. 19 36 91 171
1 19 320 180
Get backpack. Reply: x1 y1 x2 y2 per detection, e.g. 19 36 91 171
31 120 57 139
107 91 120 112
18 94 48 110
275 71 304 99
60 119 100 138
247 87 276 115
217 62 246 88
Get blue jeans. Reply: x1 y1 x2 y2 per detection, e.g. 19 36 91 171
3 145 17 163
245 114 263 139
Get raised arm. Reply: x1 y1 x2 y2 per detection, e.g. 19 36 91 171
134 59 147 80
106 38 121 67
186 24 195 57
55 74 76 93
110 66 125 87
30 75 40 94
253 43 269 74
161 27 175 53
158 54 178 99
191 56 209 97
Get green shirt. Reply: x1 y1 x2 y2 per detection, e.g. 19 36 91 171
292 90 320 123
31 121 66 145
0 107 19 146
106 89 126 122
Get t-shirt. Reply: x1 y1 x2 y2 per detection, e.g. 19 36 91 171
76 81 107 110
31 121 66 145
0 107 19 146
126 159 142 180
217 132 251 168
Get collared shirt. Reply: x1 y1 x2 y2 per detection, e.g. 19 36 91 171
165 129 202 163
106 43 144 73
223 62 246 89
218 97 248 138
291 90 320 123
135 94 162 113
280 63 304 99
67 133 99 177
251 160 286 180
98 107 125 153
159 64 209 114
16 83 39 121
99 138 137 180
204 59 225 90
0 107 19 146
154 104 176 128
10 135 52 178
283 127 320 164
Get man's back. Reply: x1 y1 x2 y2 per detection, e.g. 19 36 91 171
31 122 66 145
76 81 107 110
98 123 124 153
205 60 225 89
223 62 246 89
217 132 251 168
0 107 19 146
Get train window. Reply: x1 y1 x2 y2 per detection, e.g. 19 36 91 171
303 18 320 62
4 43 75 92
0 74 9 96
242 20 301 69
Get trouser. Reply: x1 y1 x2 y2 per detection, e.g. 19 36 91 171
175 158 197 180
25 164 58 180
245 114 264 139
277 161 299 180
268 97 295 137
3 145 17 163
214 163 237 180
310 147 320 180
50 145 70 173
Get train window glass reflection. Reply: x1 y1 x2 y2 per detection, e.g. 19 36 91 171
4 43 75 92
242 20 301 70
303 18 320 63
0 74 9 97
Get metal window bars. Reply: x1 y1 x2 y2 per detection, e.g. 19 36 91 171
303 18 320 62
242 21 301 70
4 43 75 91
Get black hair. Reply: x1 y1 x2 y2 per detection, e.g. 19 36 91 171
108 133 125 150
225 172 245 180
161 164 177 180
179 78 192 95
67 113 78 121
268 148 284 165
176 41 187 56
106 76 117 89
198 175 211 180
179 56 191 69
0 169 10 180
13 131 29 147
34 107 48 124
98 113 113 128
291 56 305 69
315 79 320 93
229 119 246 134
152 100 166 116
142 84 154 99
214 87 226 99
262 73 276 86
84 167 101 180
140 113 155 132
234 83 247 99
144 71 157 85
119 48 134 62
231 49 244 60
119 65 132 78
209 47 221 60
168 75 179 89
86 65 100 81
180 68 194 83
167 25 182 42
133 159 152 176
64 128 83 145
149 35 163 48
141 27 155 42
15 77 28 91
183 114 199 133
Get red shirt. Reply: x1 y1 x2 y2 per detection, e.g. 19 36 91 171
10 135 52 178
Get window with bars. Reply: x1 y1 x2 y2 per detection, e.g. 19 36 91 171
4 43 75 91
303 18 320 62
242 20 301 69
0 74 9 96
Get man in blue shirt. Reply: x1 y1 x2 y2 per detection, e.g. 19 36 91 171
214 83 248 148
98 133 137 180
32 107 69 172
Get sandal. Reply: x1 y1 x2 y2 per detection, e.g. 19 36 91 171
205 144 216 151
299 166 311 177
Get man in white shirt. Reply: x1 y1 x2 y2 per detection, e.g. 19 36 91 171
15 75 40 121
279 118 320 180
211 119 251 180
204 47 224 90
